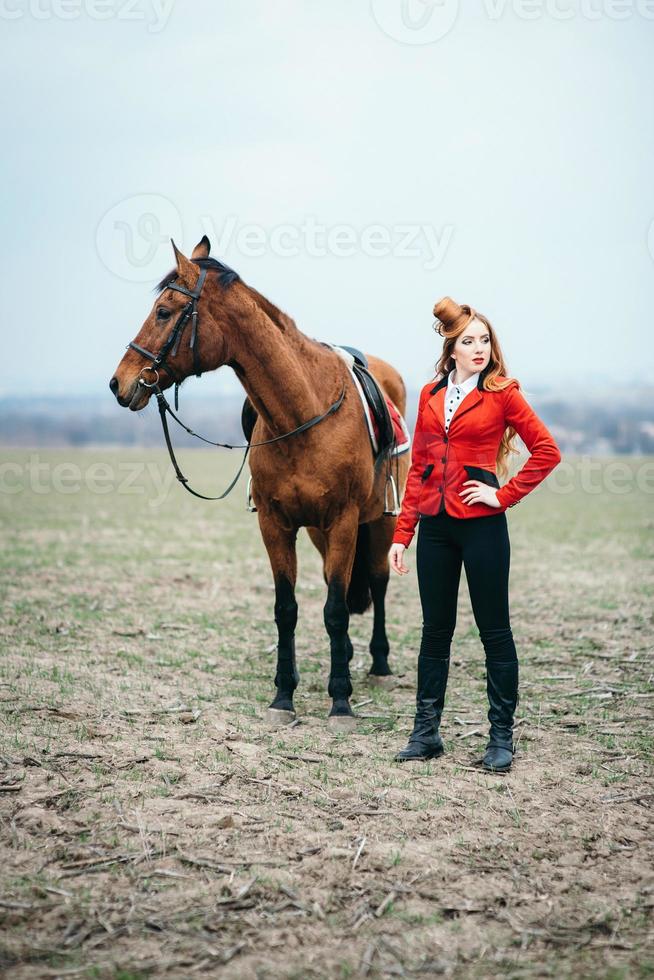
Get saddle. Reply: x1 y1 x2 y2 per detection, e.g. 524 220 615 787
337 345 368 369
350 361 396 457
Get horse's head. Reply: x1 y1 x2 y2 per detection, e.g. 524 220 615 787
109 236 239 410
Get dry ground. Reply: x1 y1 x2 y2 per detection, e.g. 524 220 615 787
1 448 653 979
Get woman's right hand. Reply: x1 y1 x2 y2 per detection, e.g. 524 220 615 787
389 543 409 575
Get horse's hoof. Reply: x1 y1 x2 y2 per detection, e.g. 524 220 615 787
266 708 297 727
367 674 397 690
327 713 357 734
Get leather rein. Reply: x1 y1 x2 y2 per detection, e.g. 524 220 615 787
128 268 346 501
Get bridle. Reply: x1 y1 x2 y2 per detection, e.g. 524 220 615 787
125 266 346 501
129 266 209 396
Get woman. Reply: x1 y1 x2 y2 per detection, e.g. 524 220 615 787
389 297 561 771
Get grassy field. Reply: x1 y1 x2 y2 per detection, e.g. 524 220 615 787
1 448 653 979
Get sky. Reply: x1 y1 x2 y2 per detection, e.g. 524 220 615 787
2 0 653 402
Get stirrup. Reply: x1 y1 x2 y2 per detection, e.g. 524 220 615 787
246 475 257 512
383 473 400 516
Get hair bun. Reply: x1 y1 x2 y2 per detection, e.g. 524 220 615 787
433 296 463 326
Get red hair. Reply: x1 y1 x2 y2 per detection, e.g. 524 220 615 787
432 297 520 478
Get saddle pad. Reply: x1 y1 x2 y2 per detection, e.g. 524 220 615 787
327 343 411 457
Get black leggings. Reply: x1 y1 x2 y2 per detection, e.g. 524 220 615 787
416 511 518 666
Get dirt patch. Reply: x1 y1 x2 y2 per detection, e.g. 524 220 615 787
1 449 653 978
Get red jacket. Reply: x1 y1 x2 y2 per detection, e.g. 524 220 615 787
392 369 562 548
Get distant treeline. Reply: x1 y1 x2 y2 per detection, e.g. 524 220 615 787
0 396 247 451
1 390 653 455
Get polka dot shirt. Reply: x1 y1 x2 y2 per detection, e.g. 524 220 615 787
444 368 481 432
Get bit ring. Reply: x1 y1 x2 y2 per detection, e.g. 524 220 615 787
138 367 160 388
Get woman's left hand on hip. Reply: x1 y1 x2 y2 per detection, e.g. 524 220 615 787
459 481 501 508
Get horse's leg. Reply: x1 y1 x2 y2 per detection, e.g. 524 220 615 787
306 526 327 572
323 509 359 732
307 526 354 669
258 515 299 726
366 516 396 687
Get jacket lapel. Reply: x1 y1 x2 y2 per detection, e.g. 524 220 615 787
447 387 482 431
425 373 448 431
425 368 486 433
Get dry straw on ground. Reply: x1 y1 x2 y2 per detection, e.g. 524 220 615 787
1 449 653 979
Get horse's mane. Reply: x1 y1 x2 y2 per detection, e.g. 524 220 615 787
155 256 240 294
156 256 298 335
246 285 298 334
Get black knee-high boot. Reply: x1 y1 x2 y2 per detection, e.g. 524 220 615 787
482 659 519 771
394 656 449 762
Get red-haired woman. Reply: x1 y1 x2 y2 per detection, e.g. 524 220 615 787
390 298 562 771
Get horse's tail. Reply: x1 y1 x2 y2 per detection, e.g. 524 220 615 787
347 523 372 614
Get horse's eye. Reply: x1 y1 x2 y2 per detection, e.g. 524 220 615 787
156 307 171 322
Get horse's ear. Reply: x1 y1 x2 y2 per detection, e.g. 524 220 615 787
191 235 211 260
171 239 199 285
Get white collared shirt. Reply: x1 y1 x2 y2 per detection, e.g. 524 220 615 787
444 368 480 432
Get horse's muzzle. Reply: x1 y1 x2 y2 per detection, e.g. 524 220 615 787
110 376 148 410
109 376 130 408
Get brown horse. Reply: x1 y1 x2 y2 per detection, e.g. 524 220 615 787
109 237 409 730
